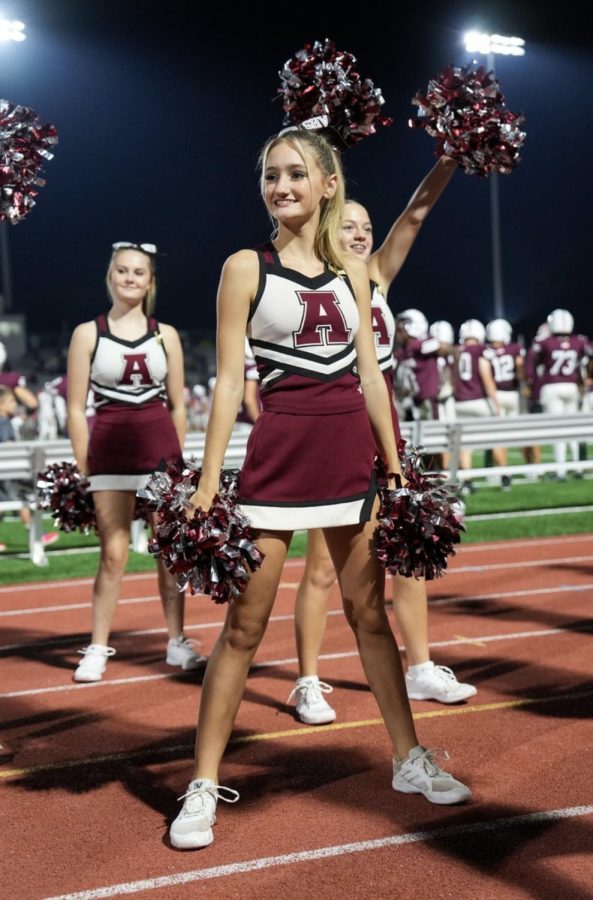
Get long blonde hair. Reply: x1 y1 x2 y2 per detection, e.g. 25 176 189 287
106 248 157 316
259 131 346 271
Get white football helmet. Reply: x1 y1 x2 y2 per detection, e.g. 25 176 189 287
459 319 486 343
547 308 574 335
429 320 454 345
486 318 512 343
397 308 428 340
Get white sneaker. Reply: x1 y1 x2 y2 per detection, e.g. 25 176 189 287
73 644 116 682
392 746 471 805
169 778 240 849
405 662 477 704
288 676 337 725
166 636 208 671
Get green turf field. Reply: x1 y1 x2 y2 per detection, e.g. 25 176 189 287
0 447 591 585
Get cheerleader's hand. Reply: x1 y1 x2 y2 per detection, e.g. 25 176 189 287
185 485 216 519
387 471 407 490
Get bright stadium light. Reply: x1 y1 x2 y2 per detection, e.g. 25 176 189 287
462 30 526 320
464 31 525 56
0 18 26 42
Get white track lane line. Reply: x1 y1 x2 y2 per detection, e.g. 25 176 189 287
44 805 593 899
446 554 593 574
0 533 591 596
0 595 161 617
3 618 593 699
2 580 593 653
2 553 592 619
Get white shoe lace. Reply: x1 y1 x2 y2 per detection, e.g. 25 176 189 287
178 782 240 813
78 645 116 659
433 665 460 686
173 636 204 655
287 679 333 706
414 747 452 779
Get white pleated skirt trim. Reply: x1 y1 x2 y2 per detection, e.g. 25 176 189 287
88 473 150 492
237 494 374 531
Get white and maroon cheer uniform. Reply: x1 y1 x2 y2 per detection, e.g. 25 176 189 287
370 283 401 443
454 343 494 417
482 342 525 416
87 314 181 491
235 338 261 429
237 244 377 530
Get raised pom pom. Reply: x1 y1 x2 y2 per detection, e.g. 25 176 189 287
37 461 96 533
409 63 526 176
139 458 264 603
374 449 464 580
0 98 59 223
278 38 392 149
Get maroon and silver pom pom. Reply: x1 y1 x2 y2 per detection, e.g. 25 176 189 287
0 98 58 223
36 461 96 534
140 457 264 603
374 448 464 580
409 63 526 176
278 38 392 149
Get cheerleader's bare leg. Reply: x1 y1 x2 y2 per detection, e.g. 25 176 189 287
191 531 292 782
91 490 136 645
323 516 418 760
294 528 336 676
390 574 430 667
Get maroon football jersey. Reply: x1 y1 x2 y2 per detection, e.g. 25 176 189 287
401 336 441 401
454 343 488 401
526 334 588 386
482 342 524 391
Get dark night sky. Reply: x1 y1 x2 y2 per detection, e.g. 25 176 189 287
2 0 593 347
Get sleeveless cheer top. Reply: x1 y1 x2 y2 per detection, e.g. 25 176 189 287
90 314 168 409
247 243 365 415
237 244 377 530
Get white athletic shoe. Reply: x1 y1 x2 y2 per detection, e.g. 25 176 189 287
169 778 240 849
405 662 477 704
166 636 208 671
392 746 471 805
288 676 337 725
73 644 116 682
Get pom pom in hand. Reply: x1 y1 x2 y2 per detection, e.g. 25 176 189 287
0 98 59 222
140 457 264 603
278 38 392 149
36 462 96 534
374 447 464 580
409 63 526 176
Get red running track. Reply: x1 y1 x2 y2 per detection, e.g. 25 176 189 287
1 534 593 899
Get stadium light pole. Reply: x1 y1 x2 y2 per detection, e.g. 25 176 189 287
0 18 27 314
463 31 525 321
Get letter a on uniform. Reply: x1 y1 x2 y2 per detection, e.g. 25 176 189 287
293 291 351 347
121 353 152 386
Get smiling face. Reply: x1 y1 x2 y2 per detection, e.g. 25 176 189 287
108 249 154 308
261 138 336 229
339 201 373 260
